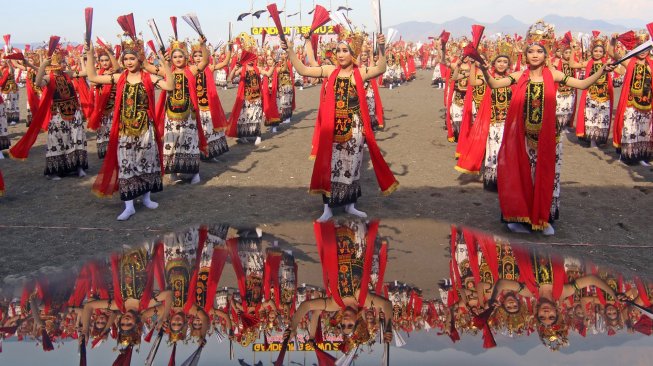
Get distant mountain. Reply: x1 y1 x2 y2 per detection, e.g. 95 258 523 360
384 14 638 41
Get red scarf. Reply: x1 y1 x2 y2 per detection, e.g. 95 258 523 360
309 82 328 160
0 71 9 103
313 221 379 309
92 71 160 197
203 245 229 313
9 71 63 159
25 74 40 114
454 80 475 157
88 69 114 130
227 64 261 138
613 57 653 148
310 67 398 196
155 67 208 155
370 78 385 128
444 62 456 142
263 251 282 308
262 66 281 124
73 76 94 121
498 68 558 230
576 58 613 138
202 67 229 131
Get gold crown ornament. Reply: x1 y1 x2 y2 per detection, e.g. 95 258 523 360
525 20 556 55
190 41 202 55
121 37 145 62
335 26 366 61
170 38 188 56
636 30 650 46
46 48 65 72
238 32 257 53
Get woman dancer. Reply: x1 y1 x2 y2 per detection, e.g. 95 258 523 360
88 42 119 159
87 19 172 221
479 22 615 235
283 30 398 221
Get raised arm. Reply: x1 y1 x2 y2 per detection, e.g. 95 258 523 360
34 56 50 87
480 61 521 89
191 36 210 74
468 62 484 86
227 64 241 82
85 44 115 84
361 34 387 81
151 51 174 91
561 274 617 299
555 64 615 90
212 44 232 70
282 39 335 78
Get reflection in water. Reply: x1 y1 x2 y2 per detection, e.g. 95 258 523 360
0 221 651 365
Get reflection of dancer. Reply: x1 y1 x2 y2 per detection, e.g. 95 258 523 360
284 29 398 222
285 220 392 355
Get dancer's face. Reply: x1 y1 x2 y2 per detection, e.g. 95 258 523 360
192 51 203 65
170 313 185 332
172 50 187 68
340 307 357 335
562 49 572 61
592 46 605 60
526 45 546 67
336 42 354 67
99 55 111 70
494 57 510 73
266 55 274 67
502 294 520 314
119 312 136 332
537 301 558 326
122 54 141 73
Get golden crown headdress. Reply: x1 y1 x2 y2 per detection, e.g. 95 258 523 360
190 41 202 54
525 20 556 54
496 38 515 65
335 25 366 60
46 48 65 72
120 37 145 62
538 325 569 351
238 32 257 53
170 38 188 55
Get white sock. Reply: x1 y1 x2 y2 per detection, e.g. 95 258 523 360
639 160 651 167
542 225 555 236
271 126 277 133
254 136 261 145
78 168 86 177
590 140 598 148
48 175 61 181
190 173 201 184
117 200 136 221
317 204 333 222
142 191 158 209
345 204 367 218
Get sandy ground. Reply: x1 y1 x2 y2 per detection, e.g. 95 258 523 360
1 69 652 283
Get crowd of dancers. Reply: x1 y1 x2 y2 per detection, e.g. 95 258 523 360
0 8 652 233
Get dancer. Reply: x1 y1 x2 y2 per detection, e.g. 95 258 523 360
283 30 398 221
87 16 172 221
88 42 119 159
479 21 615 235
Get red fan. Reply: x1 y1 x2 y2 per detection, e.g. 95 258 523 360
440 30 450 45
311 34 319 58
647 22 653 38
471 24 485 48
170 16 178 40
25 44 30 52
592 30 601 38
96 37 108 49
85 7 93 45
3 34 10 47
147 40 157 54
114 45 122 59
333 24 342 37
117 13 137 40
462 43 483 64
261 28 267 46
617 31 638 51
47 36 61 57
267 3 286 42
239 50 258 65
310 5 330 34
4 52 24 61
564 31 573 44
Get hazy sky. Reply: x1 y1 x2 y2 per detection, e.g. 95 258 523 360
3 0 651 43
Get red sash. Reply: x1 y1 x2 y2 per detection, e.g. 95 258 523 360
314 221 379 309
92 71 161 197
227 64 261 137
262 66 281 124
88 69 114 130
454 81 475 157
73 76 94 121
310 67 398 196
9 72 59 159
203 245 229 313
25 75 40 114
202 67 229 131
370 78 385 128
263 251 282 308
497 68 558 230
613 57 653 148
576 58 613 138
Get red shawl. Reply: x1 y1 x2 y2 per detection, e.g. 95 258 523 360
25 74 40 114
263 251 282 308
0 71 9 103
88 68 114 130
370 78 385 128
498 68 558 230
310 67 398 196
73 76 94 121
92 71 160 197
9 72 62 159
155 67 208 155
454 80 475 157
513 246 566 301
576 58 613 138
613 57 653 148
456 84 491 173
202 245 229 313
227 64 261 137
444 62 456 142
313 221 379 309
262 66 281 124
202 66 229 131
